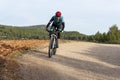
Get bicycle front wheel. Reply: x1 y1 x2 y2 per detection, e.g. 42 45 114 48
48 37 54 58
53 48 56 55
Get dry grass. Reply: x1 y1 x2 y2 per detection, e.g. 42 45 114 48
0 40 49 56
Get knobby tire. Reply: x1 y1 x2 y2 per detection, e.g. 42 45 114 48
48 37 54 58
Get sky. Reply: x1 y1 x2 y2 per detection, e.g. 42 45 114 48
0 0 120 35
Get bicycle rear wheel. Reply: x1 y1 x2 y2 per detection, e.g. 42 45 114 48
48 48 53 58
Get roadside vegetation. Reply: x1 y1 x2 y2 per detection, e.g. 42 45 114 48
87 24 120 44
0 24 120 44
0 40 48 57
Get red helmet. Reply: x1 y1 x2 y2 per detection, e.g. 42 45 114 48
55 11 61 17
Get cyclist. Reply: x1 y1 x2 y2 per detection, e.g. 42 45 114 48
46 11 65 48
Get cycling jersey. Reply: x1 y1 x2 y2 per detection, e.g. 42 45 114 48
53 16 63 25
46 15 65 29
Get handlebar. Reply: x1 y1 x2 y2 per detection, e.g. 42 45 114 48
46 29 62 33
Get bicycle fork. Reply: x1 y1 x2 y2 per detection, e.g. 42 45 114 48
52 38 56 48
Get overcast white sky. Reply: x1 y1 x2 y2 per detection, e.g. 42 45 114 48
0 0 120 35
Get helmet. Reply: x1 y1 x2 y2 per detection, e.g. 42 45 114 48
55 11 61 17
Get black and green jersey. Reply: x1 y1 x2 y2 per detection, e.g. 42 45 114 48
46 15 65 28
52 16 63 25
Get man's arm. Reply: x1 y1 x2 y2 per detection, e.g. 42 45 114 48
62 22 65 31
46 16 54 29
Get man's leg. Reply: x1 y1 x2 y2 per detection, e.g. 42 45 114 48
56 32 60 48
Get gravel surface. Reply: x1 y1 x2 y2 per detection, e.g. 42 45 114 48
15 41 120 80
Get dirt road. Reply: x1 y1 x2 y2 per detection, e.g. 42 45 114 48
18 41 120 80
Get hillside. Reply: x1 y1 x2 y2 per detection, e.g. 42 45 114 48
1 24 120 44
0 24 86 40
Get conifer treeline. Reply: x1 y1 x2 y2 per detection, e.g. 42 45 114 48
87 24 120 44
0 24 120 44
0 24 85 40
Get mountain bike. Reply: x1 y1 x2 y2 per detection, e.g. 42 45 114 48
47 29 60 58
